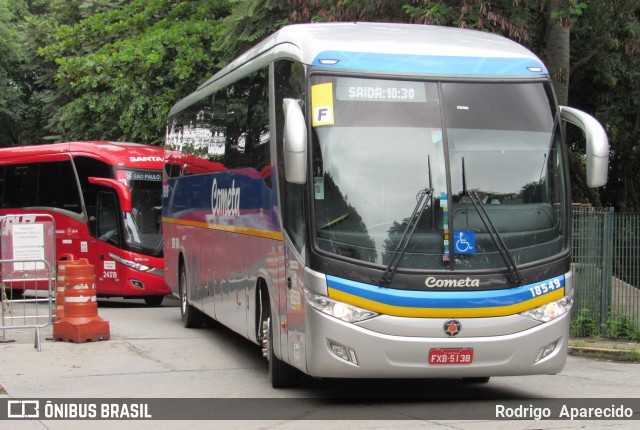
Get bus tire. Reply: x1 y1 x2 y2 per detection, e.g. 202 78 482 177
267 316 298 388
180 265 204 328
144 295 164 307
262 312 298 388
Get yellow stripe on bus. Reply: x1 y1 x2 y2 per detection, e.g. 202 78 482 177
163 217 284 241
328 287 565 318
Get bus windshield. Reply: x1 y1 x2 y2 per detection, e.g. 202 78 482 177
121 169 163 257
311 76 568 272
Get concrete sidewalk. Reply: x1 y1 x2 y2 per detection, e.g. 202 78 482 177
568 337 640 362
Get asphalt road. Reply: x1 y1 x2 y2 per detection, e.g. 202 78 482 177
0 296 638 429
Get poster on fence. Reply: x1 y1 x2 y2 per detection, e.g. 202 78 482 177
0 214 55 287
10 223 45 271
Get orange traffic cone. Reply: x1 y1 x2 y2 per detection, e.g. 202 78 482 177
53 260 110 342
54 258 85 321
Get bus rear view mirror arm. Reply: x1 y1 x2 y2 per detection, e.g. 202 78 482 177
88 177 133 212
559 106 609 188
283 98 307 184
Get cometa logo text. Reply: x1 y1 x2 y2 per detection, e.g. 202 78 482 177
425 277 480 288
211 179 241 216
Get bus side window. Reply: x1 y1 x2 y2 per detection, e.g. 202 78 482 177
2 164 37 208
96 191 121 246
0 161 81 213
37 160 82 213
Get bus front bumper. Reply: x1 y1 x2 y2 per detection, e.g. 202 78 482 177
303 305 570 379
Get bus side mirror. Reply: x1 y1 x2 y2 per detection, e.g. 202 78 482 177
88 177 133 212
559 106 609 188
283 98 307 184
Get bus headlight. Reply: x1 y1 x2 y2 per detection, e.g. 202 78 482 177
304 289 378 323
520 290 573 322
108 253 164 277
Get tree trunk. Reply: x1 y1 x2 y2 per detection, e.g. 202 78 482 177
546 0 606 208
545 1 571 106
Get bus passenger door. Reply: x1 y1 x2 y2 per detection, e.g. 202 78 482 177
284 242 306 371
95 191 124 295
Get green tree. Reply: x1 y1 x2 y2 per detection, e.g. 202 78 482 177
0 0 130 147
219 0 288 63
569 0 640 211
0 0 48 147
0 0 26 147
39 0 232 146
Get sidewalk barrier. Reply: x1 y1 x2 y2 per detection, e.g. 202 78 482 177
53 260 110 343
0 258 54 351
0 214 56 351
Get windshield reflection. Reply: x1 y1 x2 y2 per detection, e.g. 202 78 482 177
122 170 163 257
310 76 568 272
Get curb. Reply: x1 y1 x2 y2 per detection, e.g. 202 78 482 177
568 346 639 362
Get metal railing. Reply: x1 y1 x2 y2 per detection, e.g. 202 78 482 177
571 207 640 339
0 259 55 351
0 214 56 351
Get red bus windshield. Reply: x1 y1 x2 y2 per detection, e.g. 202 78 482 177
119 169 163 257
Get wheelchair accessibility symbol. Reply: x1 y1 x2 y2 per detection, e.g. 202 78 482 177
454 231 476 254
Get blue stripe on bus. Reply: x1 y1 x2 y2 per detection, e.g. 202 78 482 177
326 274 564 309
312 51 547 76
163 168 282 234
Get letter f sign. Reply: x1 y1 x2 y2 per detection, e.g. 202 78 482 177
313 106 334 126
311 83 334 126
317 108 329 122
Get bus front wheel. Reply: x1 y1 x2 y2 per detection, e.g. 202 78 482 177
260 302 298 388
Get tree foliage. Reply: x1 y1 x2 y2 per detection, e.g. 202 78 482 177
0 0 638 209
0 0 25 146
0 0 48 147
568 0 640 210
38 0 231 146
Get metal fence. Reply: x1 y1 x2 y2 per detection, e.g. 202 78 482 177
0 259 55 351
0 214 56 351
571 207 640 339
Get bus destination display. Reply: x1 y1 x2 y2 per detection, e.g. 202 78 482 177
336 78 426 102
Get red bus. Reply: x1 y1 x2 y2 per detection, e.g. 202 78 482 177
0 141 169 306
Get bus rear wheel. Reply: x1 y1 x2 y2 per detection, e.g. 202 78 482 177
179 266 204 328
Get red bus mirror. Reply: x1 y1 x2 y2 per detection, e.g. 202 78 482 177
88 177 133 212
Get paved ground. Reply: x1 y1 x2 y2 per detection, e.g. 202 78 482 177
2 293 638 362
1 294 638 429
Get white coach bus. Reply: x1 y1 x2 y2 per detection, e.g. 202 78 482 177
162 23 609 387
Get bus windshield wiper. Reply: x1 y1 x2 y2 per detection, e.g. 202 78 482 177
380 157 433 287
461 157 522 286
